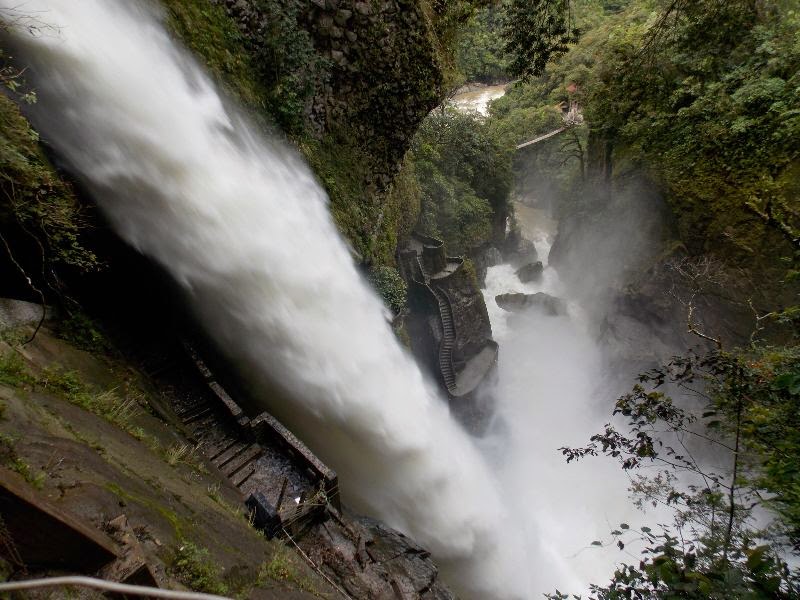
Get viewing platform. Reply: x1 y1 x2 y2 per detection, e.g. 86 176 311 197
398 233 498 426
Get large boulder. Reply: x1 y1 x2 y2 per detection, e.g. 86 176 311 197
495 292 567 316
0 298 48 331
515 261 544 283
502 226 538 266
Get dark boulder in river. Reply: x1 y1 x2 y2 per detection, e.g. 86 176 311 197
515 261 544 283
503 226 538 266
495 292 567 316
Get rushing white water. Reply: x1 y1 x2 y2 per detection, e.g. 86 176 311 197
450 84 507 116
1 2 529 597
481 204 641 594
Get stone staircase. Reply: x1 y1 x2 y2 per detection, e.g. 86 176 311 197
432 286 457 394
171 345 338 538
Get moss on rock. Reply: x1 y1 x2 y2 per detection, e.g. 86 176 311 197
0 94 99 294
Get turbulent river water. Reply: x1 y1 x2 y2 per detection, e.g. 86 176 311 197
451 84 507 116
3 1 640 597
480 203 638 593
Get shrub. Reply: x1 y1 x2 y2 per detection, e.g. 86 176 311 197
171 541 228 595
368 266 407 314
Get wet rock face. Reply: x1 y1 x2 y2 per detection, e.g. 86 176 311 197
502 226 538 267
515 261 544 283
443 266 493 364
299 514 456 600
495 292 567 316
470 245 503 287
213 0 443 189
0 298 49 330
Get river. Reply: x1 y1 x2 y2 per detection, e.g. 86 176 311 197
451 83 507 116
480 200 642 593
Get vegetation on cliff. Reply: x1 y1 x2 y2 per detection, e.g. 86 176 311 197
412 108 512 254
490 0 800 302
472 0 800 596
0 67 99 312
160 0 501 268
455 4 509 84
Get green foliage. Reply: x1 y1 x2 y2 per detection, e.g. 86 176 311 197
256 546 318 594
300 128 378 262
0 326 28 347
368 266 407 314
0 93 99 284
502 0 580 80
485 2 598 211
8 456 44 489
728 348 800 549
0 350 35 388
412 109 512 253
560 349 800 598
0 432 44 489
2 351 214 475
421 0 496 87
244 0 328 136
160 0 264 110
456 3 510 83
171 541 229 596
0 46 35 105
39 367 142 433
0 350 145 439
54 312 111 354
491 0 799 315
162 0 325 136
584 0 800 276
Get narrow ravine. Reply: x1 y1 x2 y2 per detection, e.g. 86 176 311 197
480 200 641 594
1 2 528 598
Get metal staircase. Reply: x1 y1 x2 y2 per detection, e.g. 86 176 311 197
432 286 457 394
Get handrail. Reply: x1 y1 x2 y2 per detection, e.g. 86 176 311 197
516 127 566 149
410 231 444 248
0 577 230 599
413 256 428 285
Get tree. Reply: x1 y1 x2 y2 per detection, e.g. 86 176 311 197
411 109 512 253
502 0 579 79
556 348 800 598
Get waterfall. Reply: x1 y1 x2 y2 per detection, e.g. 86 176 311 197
0 2 528 597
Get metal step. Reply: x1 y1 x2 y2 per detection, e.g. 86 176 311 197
182 406 213 424
231 463 257 488
179 402 212 422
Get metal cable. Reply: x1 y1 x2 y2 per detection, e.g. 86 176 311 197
0 576 232 599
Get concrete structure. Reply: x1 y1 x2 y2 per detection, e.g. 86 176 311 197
399 233 498 431
179 343 339 538
0 469 159 588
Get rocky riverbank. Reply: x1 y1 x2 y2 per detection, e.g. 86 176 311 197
0 300 456 598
